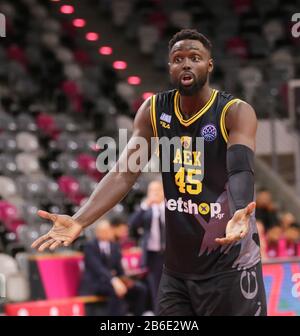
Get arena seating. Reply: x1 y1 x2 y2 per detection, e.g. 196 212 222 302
96 0 300 118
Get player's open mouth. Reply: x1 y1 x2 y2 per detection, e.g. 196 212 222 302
180 73 194 86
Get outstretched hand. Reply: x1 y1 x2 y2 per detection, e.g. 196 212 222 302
215 202 256 246
31 210 83 252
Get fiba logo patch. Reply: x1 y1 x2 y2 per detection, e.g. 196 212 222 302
201 124 217 142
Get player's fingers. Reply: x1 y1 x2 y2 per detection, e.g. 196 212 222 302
37 210 57 223
215 237 233 245
239 230 248 239
215 235 239 245
240 231 247 239
31 234 50 249
49 240 62 251
38 238 56 252
245 202 256 216
63 238 72 247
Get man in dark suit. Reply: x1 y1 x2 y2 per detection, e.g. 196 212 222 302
79 219 148 316
129 180 165 313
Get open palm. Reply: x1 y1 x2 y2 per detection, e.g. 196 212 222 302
215 202 256 245
31 210 83 252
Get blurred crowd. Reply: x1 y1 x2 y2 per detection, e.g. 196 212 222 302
94 0 300 118
256 189 300 260
78 180 165 316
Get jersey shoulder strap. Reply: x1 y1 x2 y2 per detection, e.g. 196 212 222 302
218 91 245 143
150 89 176 137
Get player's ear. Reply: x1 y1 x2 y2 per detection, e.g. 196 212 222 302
208 58 214 74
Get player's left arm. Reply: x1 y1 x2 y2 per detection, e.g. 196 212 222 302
216 101 257 245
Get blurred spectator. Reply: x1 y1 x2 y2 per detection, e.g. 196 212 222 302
129 180 165 313
79 219 148 316
255 189 280 232
266 225 282 246
265 212 300 258
280 212 300 244
110 215 136 250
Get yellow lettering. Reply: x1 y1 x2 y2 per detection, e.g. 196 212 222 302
183 150 192 165
175 167 185 193
173 149 182 164
193 151 201 167
187 169 202 194
160 121 170 129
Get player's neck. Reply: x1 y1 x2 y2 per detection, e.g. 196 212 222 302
179 85 212 119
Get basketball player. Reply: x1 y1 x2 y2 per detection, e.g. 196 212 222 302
32 29 267 316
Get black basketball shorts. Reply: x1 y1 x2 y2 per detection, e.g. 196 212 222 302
157 262 267 316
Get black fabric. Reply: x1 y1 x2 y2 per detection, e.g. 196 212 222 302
255 208 279 231
79 239 148 316
153 89 260 279
29 259 47 300
157 262 267 316
129 206 166 262
227 144 255 176
79 239 124 296
155 90 234 278
227 144 255 215
129 207 152 267
146 251 164 313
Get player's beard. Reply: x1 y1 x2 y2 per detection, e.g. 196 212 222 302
172 71 209 96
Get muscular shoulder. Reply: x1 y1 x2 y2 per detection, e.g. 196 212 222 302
224 99 257 150
225 99 257 132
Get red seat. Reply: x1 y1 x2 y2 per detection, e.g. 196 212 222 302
77 154 95 172
6 44 27 66
7 219 26 234
74 49 91 66
77 154 103 181
57 176 85 205
36 114 59 139
0 201 19 224
61 80 83 113
58 176 80 196
226 37 249 59
231 0 252 14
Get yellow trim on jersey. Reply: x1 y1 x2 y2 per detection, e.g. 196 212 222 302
220 98 242 143
174 89 218 127
150 95 159 156
150 95 158 138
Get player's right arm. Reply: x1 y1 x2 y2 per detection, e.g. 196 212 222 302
31 98 154 252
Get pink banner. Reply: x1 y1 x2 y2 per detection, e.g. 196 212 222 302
37 255 83 299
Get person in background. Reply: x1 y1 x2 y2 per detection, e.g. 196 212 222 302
110 215 136 250
255 189 280 232
280 212 300 244
264 212 300 257
278 212 300 256
129 180 165 313
79 219 148 316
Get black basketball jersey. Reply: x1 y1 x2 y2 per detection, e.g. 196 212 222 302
150 88 261 280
